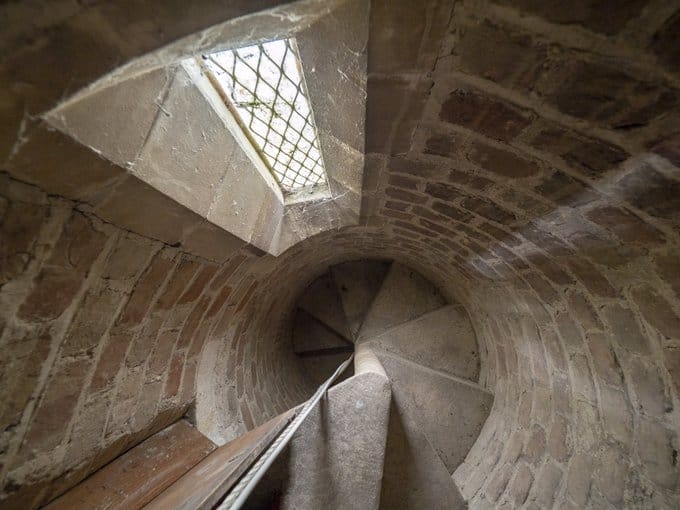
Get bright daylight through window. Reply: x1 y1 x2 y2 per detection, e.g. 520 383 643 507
203 38 328 193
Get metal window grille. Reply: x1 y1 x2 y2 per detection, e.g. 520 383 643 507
203 38 328 192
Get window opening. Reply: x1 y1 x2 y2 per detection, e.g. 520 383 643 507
203 38 328 193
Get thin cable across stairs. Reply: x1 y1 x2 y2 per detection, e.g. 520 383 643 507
217 353 355 510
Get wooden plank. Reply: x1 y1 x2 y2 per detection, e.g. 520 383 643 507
45 419 216 510
144 410 295 510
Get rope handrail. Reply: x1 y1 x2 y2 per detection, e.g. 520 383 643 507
216 353 355 510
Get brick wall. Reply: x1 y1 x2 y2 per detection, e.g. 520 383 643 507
359 1 680 506
0 174 310 508
200 203 679 507
1 0 679 509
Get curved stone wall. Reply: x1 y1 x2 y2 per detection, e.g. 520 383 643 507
0 0 678 508
196 210 679 508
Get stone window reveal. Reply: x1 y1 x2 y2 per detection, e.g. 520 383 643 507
203 38 328 193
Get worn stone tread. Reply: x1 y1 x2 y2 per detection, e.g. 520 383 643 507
358 263 446 341
365 304 480 382
292 308 353 354
377 351 493 475
331 259 392 339
298 272 353 341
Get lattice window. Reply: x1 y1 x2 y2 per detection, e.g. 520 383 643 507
203 38 327 193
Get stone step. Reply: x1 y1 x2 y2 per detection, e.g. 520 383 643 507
380 403 467 510
45 420 216 510
292 308 353 354
298 272 353 341
245 371 392 510
364 305 480 382
331 259 391 339
145 411 294 510
358 263 446 341
375 350 493 476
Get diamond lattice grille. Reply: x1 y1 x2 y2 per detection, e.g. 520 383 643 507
204 39 327 192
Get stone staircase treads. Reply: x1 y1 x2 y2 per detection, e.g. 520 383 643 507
358 263 446 341
246 372 392 510
228 259 487 508
365 305 479 382
298 272 353 340
377 351 493 475
331 259 392 339
45 420 216 510
145 411 294 510
380 404 466 510
292 308 353 354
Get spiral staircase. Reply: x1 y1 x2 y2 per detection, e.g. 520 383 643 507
241 259 494 509
47 259 493 509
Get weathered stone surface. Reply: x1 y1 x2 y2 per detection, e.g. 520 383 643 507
252 372 392 510
541 59 677 128
454 20 547 88
593 447 628 505
509 463 534 505
7 122 124 203
368 0 452 74
524 424 546 463
367 305 479 381
650 10 680 72
628 358 671 416
380 403 466 509
440 89 533 142
331 259 391 338
378 352 493 474
630 285 680 339
587 206 665 244
600 385 633 443
637 419 679 490
462 196 517 224
529 463 562 508
19 358 92 460
662 345 680 396
0 199 47 285
534 170 593 205
292 309 352 354
366 75 431 155
468 140 540 178
603 304 651 354
494 0 647 35
94 176 200 248
358 263 446 340
61 285 123 355
298 272 353 341
614 165 680 221
586 332 624 387
547 416 569 461
2 3 680 510
566 453 593 507
18 213 106 322
45 68 169 168
532 127 629 177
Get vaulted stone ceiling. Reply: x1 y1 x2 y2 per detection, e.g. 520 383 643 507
0 0 678 508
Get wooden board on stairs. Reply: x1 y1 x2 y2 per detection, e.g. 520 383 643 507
45 419 217 510
144 410 295 510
